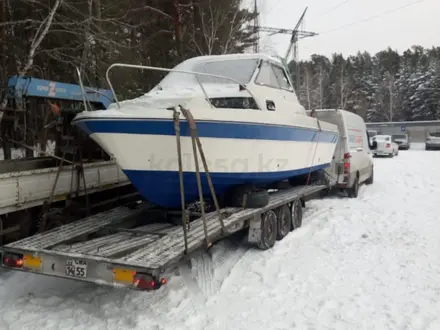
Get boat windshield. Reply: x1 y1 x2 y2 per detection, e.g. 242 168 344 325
154 58 259 90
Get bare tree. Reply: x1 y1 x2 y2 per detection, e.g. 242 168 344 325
188 0 254 55
338 66 352 109
0 0 63 117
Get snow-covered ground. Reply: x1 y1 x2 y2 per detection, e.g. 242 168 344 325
2 144 440 330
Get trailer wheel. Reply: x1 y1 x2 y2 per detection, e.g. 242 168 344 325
291 199 303 230
257 210 277 250
276 205 292 240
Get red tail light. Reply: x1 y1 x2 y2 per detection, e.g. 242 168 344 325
342 152 350 183
133 273 167 291
343 153 350 171
2 253 24 268
386 143 391 148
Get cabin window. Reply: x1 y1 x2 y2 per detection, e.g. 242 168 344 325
255 61 280 89
154 58 259 91
271 65 293 91
194 59 259 85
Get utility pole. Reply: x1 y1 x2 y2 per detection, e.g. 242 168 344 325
251 7 317 93
285 8 312 93
253 0 260 53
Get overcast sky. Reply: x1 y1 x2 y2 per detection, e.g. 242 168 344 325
256 0 439 60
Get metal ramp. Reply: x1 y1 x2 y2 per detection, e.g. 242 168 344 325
5 205 148 251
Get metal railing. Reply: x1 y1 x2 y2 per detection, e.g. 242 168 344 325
75 67 115 111
104 63 261 110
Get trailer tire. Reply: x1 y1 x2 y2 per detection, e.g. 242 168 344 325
257 210 277 250
291 199 303 230
276 205 292 240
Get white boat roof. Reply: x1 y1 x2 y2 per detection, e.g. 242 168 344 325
182 53 284 65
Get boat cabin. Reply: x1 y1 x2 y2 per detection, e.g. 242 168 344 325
151 54 305 114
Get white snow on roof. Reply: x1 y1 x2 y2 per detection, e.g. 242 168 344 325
182 53 284 65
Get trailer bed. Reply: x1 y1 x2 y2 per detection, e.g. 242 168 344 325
1 184 327 290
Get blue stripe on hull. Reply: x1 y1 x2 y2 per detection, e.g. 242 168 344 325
74 118 339 143
124 164 330 208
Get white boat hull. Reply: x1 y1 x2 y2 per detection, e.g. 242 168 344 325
74 117 338 208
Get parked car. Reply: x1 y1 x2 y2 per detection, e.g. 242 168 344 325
367 130 378 145
309 109 375 198
372 135 399 157
425 132 440 150
391 134 410 150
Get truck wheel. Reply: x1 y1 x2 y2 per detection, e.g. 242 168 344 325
365 167 374 185
257 210 277 250
276 205 292 240
347 177 359 198
291 199 303 230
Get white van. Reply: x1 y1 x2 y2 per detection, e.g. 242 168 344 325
308 109 376 198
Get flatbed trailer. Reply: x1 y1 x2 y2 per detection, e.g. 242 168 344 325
0 183 329 291
0 158 129 216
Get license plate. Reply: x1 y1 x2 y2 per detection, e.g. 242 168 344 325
65 259 87 278
113 268 135 284
23 255 42 269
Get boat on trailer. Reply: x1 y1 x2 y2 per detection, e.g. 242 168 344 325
72 53 339 208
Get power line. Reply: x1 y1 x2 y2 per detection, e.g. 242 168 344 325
321 0 430 35
265 0 283 16
321 0 352 16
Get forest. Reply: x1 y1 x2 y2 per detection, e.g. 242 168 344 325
293 46 440 122
1 0 439 122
